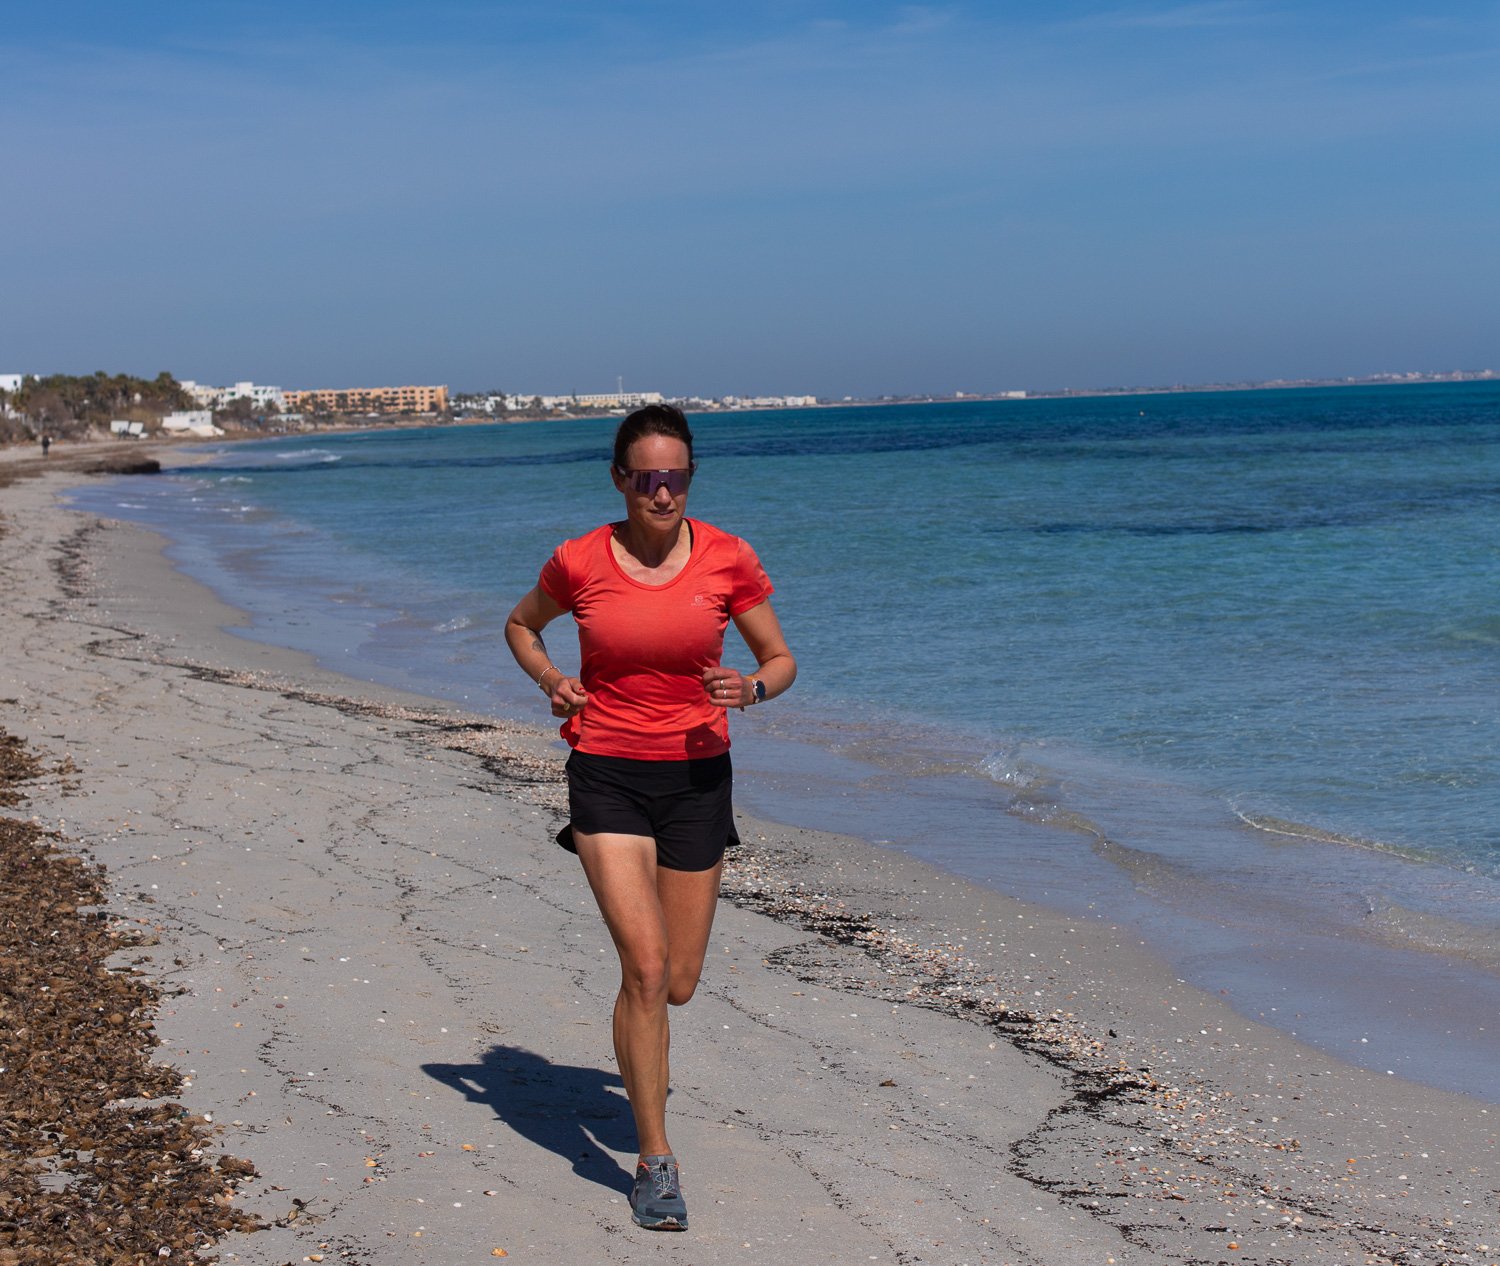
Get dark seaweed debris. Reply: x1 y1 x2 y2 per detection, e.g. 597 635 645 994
0 732 44 807
0 727 261 1265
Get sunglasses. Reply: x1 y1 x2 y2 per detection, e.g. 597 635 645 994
617 465 696 496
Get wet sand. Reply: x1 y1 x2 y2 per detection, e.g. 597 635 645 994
2 461 1497 1265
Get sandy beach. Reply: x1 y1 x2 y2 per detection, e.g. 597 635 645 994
2 454 1497 1265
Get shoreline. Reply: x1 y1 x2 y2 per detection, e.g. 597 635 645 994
65 433 1500 1106
4 465 1499 1263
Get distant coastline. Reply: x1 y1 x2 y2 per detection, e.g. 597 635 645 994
823 366 1499 408
459 367 1500 420
4 367 1495 452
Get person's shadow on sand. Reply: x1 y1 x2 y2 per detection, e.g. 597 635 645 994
422 1045 636 1193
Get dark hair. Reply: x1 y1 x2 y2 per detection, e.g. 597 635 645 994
612 403 694 469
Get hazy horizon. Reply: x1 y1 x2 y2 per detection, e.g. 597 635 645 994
3 2 1496 398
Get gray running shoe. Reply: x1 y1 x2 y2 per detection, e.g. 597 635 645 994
630 1154 688 1230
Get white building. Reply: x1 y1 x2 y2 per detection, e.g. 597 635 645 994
505 391 665 411
721 395 818 409
0 373 22 417
228 381 284 409
178 380 221 407
162 410 224 437
571 391 665 409
179 379 285 410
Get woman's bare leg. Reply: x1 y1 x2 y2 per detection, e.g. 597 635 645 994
573 832 723 1158
658 859 723 1006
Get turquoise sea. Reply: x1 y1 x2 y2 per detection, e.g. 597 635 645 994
72 382 1500 1101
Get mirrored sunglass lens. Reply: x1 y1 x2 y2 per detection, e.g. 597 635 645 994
629 469 690 494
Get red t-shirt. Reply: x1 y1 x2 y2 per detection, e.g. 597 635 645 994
538 519 774 759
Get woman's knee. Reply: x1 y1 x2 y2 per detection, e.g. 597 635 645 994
667 966 703 1007
618 950 698 1005
620 950 671 1004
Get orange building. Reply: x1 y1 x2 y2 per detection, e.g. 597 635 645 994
282 384 449 415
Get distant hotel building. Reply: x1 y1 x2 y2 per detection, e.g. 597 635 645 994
282 384 449 415
721 395 818 409
504 391 664 411
180 380 286 410
571 391 665 410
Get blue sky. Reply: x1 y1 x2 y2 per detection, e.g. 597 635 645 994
2 2 1496 396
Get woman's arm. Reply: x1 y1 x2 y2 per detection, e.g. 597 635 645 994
505 586 587 718
704 599 797 710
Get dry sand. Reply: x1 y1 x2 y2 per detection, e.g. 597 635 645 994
2 461 1497 1265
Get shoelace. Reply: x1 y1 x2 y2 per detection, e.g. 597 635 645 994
642 1159 679 1198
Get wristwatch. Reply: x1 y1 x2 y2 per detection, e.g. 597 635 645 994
749 677 767 705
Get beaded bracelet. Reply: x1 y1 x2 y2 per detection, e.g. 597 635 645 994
537 665 561 694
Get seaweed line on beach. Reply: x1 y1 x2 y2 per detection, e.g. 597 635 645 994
0 727 262 1266
717 842 1483 1264
50 518 106 602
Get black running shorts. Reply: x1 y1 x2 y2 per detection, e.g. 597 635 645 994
559 750 740 872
